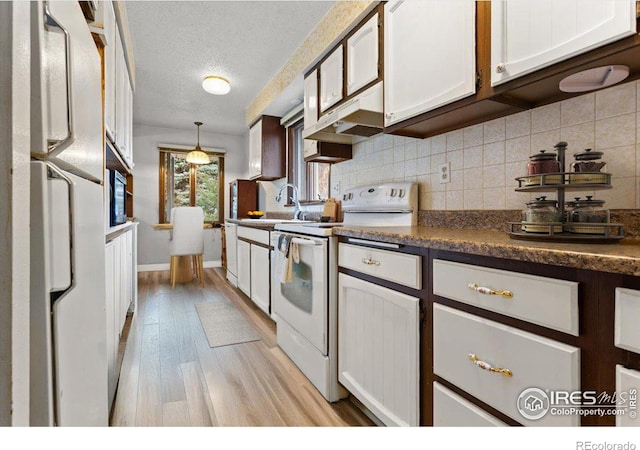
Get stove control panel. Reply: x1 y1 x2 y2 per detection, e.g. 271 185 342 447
341 182 418 212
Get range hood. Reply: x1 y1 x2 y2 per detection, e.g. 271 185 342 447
303 81 383 144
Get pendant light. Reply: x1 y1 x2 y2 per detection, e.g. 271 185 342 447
186 121 209 165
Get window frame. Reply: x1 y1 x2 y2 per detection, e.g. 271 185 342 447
158 147 225 226
286 119 329 205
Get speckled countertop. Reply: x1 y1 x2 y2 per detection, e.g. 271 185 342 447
225 218 278 230
333 226 640 276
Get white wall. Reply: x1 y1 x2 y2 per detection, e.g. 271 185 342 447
132 124 247 266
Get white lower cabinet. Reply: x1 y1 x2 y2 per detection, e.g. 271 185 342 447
237 239 251 298
433 303 580 426
338 273 419 426
433 382 507 427
250 244 270 315
616 365 640 427
225 223 238 287
105 226 138 410
104 240 118 408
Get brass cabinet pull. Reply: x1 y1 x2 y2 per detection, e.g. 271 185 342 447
361 257 380 266
468 282 513 299
468 353 513 377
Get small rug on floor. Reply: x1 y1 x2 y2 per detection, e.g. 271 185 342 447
194 302 261 348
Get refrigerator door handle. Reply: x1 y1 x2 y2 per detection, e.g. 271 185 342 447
42 1 75 157
46 162 76 298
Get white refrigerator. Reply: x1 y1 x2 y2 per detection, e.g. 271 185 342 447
29 0 108 426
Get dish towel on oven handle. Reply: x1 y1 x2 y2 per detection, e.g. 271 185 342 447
276 234 298 284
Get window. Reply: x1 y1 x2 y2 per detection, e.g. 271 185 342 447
288 119 330 202
159 148 224 224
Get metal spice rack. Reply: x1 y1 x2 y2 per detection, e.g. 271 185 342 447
507 142 625 243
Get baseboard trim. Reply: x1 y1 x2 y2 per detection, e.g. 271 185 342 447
138 260 222 272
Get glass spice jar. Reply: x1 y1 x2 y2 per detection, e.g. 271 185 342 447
569 149 608 185
565 196 610 234
524 150 562 186
522 196 562 233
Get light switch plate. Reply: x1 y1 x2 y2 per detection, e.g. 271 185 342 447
332 181 341 195
439 162 450 184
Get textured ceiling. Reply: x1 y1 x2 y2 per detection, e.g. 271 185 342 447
125 1 334 135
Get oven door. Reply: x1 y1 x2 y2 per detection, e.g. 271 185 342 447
271 231 328 355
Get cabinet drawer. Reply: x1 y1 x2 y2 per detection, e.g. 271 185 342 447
339 243 421 289
434 382 507 427
433 303 580 426
616 365 640 427
615 288 640 353
433 259 579 336
237 226 270 246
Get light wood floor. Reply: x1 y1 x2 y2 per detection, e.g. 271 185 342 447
110 267 373 427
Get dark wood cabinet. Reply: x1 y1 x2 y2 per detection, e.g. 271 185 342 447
229 179 258 219
248 115 286 181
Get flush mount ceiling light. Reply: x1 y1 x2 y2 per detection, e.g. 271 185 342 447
186 122 210 165
202 75 231 95
559 65 630 93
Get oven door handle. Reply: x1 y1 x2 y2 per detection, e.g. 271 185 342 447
290 237 322 246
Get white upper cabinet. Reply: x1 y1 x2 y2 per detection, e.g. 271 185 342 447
103 1 116 142
384 0 476 127
303 69 318 130
491 0 637 86
319 45 343 113
346 13 379 96
248 120 262 179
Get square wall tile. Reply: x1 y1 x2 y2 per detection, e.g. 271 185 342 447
506 188 527 210
595 82 636 120
484 141 505 166
383 149 394 166
531 103 561 133
416 156 430 176
446 190 464 210
447 149 464 171
603 145 636 179
505 161 526 188
405 140 418 160
393 162 405 179
506 111 531 139
431 152 446 173
431 134 447 154
430 173 445 192
405 159 419 177
464 188 483 210
483 187 506 209
561 122 595 154
595 113 636 149
464 145 483 169
531 129 561 153
595 177 637 209
561 93 595 127
394 146 405 162
484 117 506 144
464 124 483 147
447 170 464 191
417 138 431 156
447 129 464 151
430 191 447 209
463 168 483 190
483 165 505 188
505 136 531 163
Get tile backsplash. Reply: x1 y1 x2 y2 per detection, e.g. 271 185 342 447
330 80 640 211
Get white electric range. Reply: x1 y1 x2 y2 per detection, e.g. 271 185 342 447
271 182 418 402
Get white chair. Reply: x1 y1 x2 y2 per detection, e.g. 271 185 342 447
169 206 205 289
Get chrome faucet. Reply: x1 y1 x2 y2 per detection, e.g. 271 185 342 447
276 183 303 220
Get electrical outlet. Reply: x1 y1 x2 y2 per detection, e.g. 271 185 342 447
439 162 450 184
332 181 341 195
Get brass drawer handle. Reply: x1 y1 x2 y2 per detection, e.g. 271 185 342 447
361 257 380 266
468 282 513 299
468 353 513 377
